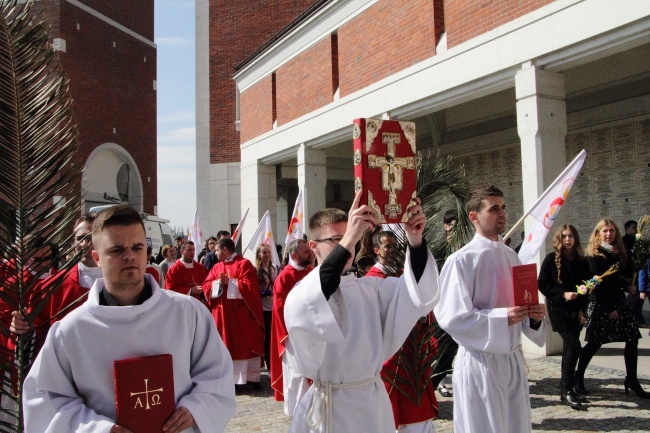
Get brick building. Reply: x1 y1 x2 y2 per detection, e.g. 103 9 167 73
36 0 157 214
199 0 650 352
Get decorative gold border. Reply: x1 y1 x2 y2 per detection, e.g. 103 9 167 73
368 191 386 224
354 177 362 193
365 119 383 153
399 121 416 154
352 123 361 140
353 149 362 166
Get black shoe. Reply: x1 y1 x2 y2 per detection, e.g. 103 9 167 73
561 390 585 410
574 375 589 396
571 390 587 402
437 385 452 398
248 381 262 390
624 377 650 399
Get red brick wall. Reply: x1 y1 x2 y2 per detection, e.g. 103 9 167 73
59 1 157 213
445 0 553 48
240 75 274 143
276 36 334 125
338 0 438 97
76 0 154 40
210 0 314 163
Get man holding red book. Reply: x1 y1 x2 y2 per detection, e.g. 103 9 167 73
23 205 236 433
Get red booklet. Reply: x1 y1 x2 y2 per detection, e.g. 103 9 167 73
353 118 417 224
512 263 539 307
114 354 175 432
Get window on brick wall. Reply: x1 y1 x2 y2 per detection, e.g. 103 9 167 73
272 72 277 128
332 32 339 100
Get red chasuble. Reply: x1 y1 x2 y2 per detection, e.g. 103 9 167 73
364 269 439 427
270 264 312 401
202 255 264 360
165 260 209 307
353 118 417 224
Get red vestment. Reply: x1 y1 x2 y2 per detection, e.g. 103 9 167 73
202 255 264 360
365 266 439 427
165 260 209 307
269 264 312 401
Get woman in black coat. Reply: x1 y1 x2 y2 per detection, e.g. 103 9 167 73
574 219 648 398
538 224 590 409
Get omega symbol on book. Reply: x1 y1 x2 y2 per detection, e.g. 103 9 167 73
130 378 163 410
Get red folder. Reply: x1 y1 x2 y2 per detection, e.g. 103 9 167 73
114 354 175 432
353 118 417 224
512 263 539 307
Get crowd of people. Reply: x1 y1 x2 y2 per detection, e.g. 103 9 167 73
1 182 649 432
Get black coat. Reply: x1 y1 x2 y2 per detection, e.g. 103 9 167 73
586 247 632 313
538 251 591 332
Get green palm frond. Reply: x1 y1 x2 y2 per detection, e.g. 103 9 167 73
0 0 81 430
380 150 471 405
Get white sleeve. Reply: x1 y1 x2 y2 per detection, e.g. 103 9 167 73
176 302 236 432
284 269 345 377
375 247 440 360
522 317 547 347
23 323 115 433
434 256 513 354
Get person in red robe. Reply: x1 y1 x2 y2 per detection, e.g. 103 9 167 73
202 237 264 388
270 239 314 415
10 215 103 349
165 241 208 307
364 230 439 433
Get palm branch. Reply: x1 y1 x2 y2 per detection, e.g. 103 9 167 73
0 0 81 430
381 151 472 405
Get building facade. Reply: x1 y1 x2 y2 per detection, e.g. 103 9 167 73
199 0 650 352
37 0 157 214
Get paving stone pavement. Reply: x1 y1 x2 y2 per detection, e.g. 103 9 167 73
226 358 650 433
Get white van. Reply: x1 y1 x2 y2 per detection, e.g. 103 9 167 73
88 205 175 255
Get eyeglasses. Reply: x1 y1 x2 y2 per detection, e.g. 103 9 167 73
313 236 343 244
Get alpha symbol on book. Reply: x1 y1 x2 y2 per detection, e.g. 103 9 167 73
368 132 415 219
130 378 164 410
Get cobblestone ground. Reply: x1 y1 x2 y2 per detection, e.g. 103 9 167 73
226 359 650 432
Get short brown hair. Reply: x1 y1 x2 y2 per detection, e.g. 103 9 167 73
92 205 145 240
465 184 504 213
217 237 236 253
308 208 347 237
181 241 194 251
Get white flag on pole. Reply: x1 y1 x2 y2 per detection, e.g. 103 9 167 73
518 150 586 264
231 208 249 247
284 189 304 247
189 208 203 261
245 211 281 267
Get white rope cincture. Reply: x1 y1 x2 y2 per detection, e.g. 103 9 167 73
305 375 382 433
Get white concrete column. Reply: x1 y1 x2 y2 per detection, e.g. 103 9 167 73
240 161 277 249
516 62 567 356
195 0 211 234
297 144 327 235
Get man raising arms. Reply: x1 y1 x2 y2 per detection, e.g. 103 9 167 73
284 191 439 433
434 185 546 433
23 205 236 432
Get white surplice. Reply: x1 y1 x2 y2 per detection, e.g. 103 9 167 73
433 234 546 433
284 247 439 433
23 275 237 433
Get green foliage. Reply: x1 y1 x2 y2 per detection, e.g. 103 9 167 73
378 151 471 405
0 0 81 429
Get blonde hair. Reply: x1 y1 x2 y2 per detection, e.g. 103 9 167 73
587 219 627 264
255 244 274 287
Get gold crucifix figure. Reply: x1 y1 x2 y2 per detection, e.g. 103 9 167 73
368 132 416 219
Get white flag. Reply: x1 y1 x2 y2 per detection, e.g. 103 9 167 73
518 150 586 264
189 208 203 261
245 211 281 267
231 208 249 247
284 190 304 247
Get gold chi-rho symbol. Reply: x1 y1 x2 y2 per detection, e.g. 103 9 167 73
130 378 163 410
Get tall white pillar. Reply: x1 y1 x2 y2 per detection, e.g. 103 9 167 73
516 62 567 356
240 161 277 249
298 144 327 236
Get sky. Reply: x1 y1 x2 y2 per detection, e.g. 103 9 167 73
154 0 197 230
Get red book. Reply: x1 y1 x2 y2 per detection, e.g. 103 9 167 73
512 263 539 307
114 354 175 433
353 118 417 224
